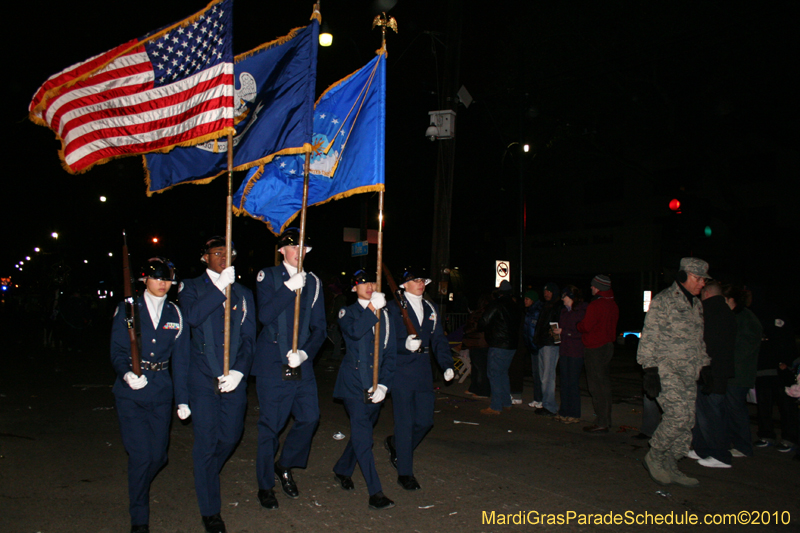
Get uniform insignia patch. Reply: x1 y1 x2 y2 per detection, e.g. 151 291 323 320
178 281 184 293
339 308 346 319
257 270 265 282
163 322 180 330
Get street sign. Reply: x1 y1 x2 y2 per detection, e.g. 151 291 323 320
351 241 368 257
495 260 510 287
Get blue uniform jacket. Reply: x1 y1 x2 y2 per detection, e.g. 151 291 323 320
110 297 188 403
333 302 396 399
177 273 256 402
388 298 454 391
253 264 326 381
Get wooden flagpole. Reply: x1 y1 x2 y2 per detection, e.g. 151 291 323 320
371 191 385 390
223 132 234 375
291 153 312 352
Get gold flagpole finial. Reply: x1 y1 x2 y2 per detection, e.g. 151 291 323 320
371 12 397 52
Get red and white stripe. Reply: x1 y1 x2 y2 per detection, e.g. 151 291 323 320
30 41 232 173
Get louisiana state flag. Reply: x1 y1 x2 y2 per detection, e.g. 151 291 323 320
234 52 386 235
143 19 318 195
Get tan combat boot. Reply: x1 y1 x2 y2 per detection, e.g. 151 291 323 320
663 454 699 487
643 449 672 485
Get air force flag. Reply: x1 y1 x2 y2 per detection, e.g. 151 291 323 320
233 52 386 235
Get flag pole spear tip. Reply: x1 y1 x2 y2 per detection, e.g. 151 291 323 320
372 12 397 52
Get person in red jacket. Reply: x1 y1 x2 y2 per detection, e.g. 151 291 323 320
578 275 619 433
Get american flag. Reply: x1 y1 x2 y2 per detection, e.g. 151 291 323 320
29 0 234 174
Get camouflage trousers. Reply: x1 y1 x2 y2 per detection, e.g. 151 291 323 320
650 369 697 459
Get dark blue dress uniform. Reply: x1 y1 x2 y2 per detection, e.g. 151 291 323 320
177 273 256 518
333 302 396 496
253 264 326 491
110 297 188 527
387 298 454 476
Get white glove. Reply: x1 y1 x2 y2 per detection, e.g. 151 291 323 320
217 370 244 393
444 368 455 381
286 350 309 368
405 336 422 352
284 272 307 291
123 371 148 390
370 292 386 310
177 404 192 419
214 266 235 292
369 384 388 403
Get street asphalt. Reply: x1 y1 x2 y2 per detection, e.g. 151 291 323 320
1 311 798 533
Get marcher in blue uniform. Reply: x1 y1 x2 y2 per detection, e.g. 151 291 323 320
384 267 455 491
110 257 187 533
332 270 396 510
253 228 326 510
176 237 256 533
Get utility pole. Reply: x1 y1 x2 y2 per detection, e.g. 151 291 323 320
429 0 462 311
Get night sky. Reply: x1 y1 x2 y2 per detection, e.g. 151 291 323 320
6 1 799 322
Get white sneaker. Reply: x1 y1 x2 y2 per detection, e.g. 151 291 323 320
527 401 542 408
686 450 701 460
511 398 523 405
698 457 732 468
730 448 747 458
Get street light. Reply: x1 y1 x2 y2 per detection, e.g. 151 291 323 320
51 232 59 239
319 22 333 47
100 196 107 202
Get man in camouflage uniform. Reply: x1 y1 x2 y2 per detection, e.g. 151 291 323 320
637 257 710 487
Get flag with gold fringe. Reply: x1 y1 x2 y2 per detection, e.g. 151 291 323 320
233 52 385 235
144 19 319 196
29 0 235 175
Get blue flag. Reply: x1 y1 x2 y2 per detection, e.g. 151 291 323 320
143 20 318 196
234 52 386 235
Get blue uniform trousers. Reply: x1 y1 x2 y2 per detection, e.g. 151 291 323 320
256 378 320 489
333 398 384 495
392 387 434 476
189 377 247 516
115 397 172 526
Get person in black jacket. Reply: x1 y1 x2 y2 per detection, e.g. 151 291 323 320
532 283 563 416
478 281 521 415
689 280 736 468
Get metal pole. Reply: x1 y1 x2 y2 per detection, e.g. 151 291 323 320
291 153 312 352
223 132 234 375
372 190 385 390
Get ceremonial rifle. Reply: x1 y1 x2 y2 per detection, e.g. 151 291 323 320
382 263 419 339
122 230 142 376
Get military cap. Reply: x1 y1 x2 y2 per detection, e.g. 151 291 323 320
679 257 710 279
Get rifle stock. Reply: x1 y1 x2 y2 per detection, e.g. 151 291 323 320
122 231 142 376
381 263 418 338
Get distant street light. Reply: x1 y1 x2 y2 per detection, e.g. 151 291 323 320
34 247 40 252
108 252 113 257
26 256 31 261
51 232 59 239
100 196 107 202
319 21 332 47
152 237 159 244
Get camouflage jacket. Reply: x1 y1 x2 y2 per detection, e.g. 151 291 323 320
637 281 709 373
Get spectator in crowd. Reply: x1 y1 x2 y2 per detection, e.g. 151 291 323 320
753 293 798 452
552 285 587 424
463 293 492 398
533 283 562 417
723 284 762 458
479 281 521 415
523 290 544 409
578 275 619 433
688 280 736 468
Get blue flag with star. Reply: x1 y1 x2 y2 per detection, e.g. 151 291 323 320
233 52 386 235
143 21 318 196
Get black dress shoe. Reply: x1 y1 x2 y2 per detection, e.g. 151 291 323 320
274 463 299 498
384 435 397 470
201 513 227 533
334 472 355 490
131 525 149 533
368 491 395 510
397 475 421 491
258 489 279 509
